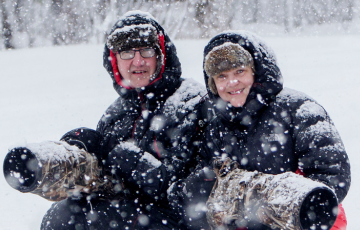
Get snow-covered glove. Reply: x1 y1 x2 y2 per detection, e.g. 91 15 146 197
3 141 105 201
206 157 338 230
105 141 143 180
105 141 170 199
60 127 101 157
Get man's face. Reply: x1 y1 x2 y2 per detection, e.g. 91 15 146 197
116 47 157 88
213 66 254 107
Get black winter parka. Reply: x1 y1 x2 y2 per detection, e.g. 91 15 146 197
57 12 206 230
98 12 207 228
177 31 351 229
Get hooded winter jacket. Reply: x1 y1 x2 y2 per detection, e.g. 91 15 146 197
97 11 207 229
41 11 206 230
177 31 351 230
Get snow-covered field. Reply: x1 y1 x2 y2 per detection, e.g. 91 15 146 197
1 35 359 229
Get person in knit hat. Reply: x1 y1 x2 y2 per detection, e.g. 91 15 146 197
171 31 350 230
204 42 255 107
38 10 206 230
106 22 164 88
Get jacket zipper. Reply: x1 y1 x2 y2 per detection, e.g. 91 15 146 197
132 92 144 139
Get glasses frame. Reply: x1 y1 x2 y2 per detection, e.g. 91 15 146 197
118 47 156 60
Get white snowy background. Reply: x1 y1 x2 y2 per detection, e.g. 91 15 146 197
0 35 359 229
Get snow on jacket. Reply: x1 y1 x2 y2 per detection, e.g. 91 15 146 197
96 11 206 228
177 31 351 230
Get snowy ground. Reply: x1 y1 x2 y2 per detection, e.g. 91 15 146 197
1 35 359 229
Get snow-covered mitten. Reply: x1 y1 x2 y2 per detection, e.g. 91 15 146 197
206 158 338 230
105 141 144 186
105 141 173 199
3 141 110 201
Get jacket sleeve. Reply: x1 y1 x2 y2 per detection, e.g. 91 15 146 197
165 101 219 229
292 99 351 203
60 127 102 157
167 163 216 229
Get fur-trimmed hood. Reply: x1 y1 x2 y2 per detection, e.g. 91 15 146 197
203 31 284 126
103 10 182 99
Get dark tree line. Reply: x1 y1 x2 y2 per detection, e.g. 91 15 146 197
0 0 357 49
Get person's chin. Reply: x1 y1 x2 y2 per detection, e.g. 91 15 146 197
230 98 245 107
134 81 150 88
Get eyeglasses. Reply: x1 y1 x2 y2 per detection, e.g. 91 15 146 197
118 48 156 60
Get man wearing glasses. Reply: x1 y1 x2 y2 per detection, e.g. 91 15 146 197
116 47 157 88
39 10 206 230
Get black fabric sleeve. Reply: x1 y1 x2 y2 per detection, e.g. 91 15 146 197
292 100 351 203
60 127 102 156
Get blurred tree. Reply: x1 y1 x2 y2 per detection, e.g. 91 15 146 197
293 0 303 27
0 0 14 49
0 0 359 49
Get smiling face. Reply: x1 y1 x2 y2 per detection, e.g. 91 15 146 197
116 47 158 88
213 66 254 107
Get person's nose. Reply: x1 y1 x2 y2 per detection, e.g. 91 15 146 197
132 51 145 66
228 74 239 86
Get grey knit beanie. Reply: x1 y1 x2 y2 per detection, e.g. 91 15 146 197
204 42 254 94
